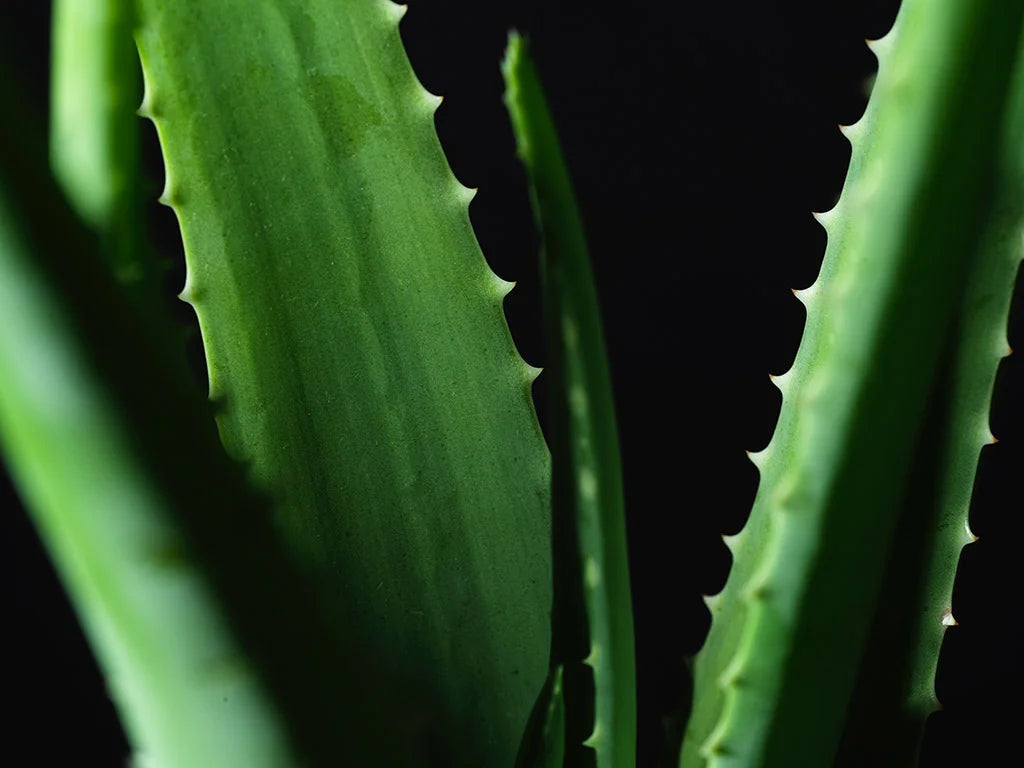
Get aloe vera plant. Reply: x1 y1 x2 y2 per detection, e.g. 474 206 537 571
4 0 1022 766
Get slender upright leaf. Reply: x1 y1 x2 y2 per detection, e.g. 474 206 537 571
504 32 636 768
516 665 567 768
51 0 149 293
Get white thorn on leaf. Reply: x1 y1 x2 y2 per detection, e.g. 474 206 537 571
722 531 743 552
812 208 836 227
964 519 979 543
746 448 767 471
422 90 443 112
866 29 897 59
494 276 515 298
456 184 478 206
771 369 793 395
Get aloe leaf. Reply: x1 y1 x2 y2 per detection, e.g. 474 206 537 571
516 665 567 768
51 0 149 293
0 75 355 767
503 32 636 768
134 1 551 763
684 2 1024 765
835 23 1024 763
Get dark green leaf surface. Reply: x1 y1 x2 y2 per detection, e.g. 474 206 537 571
135 2 552 763
504 32 636 768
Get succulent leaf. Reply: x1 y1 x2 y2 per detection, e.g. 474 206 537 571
836 21 1024 763
134 1 552 763
503 32 637 768
0 79 308 768
51 0 149 293
516 665 567 768
684 2 1024 765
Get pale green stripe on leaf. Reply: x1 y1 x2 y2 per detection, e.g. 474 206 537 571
503 32 636 768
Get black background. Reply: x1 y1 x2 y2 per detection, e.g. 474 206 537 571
3 0 1021 765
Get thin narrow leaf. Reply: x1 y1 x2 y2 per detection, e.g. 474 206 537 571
516 665 567 768
134 1 552 763
51 0 150 293
503 32 636 768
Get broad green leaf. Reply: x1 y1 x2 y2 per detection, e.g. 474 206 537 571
135 1 552 763
503 32 636 768
684 2 1024 765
